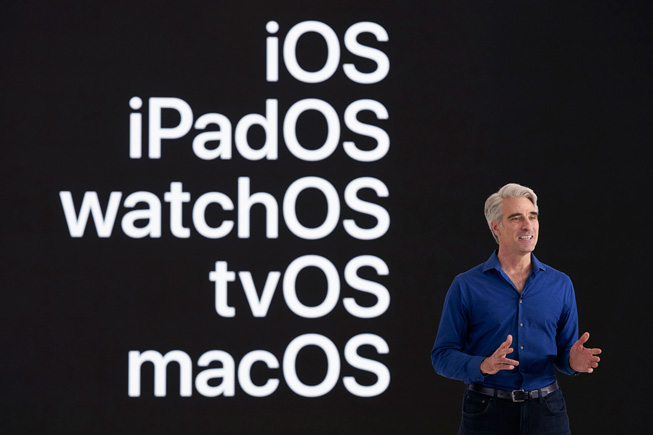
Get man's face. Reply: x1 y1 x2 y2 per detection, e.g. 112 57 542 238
492 197 539 256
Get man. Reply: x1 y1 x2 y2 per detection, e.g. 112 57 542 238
431 183 601 435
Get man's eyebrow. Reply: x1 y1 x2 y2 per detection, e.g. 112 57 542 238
507 211 539 219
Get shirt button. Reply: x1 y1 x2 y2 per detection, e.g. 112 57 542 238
520 346 524 350
520 323 524 327
519 299 523 304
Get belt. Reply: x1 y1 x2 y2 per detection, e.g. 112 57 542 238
467 381 559 403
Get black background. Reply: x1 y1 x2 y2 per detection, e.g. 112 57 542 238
2 1 651 434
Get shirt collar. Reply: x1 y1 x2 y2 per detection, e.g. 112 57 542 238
482 250 547 274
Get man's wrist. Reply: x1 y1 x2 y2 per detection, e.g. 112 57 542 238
480 358 489 376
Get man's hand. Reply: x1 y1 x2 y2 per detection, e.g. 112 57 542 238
569 332 602 373
480 335 519 375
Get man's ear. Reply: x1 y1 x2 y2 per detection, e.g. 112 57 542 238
491 220 501 238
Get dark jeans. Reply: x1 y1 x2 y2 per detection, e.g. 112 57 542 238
458 388 571 435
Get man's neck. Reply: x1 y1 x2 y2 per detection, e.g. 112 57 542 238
497 248 532 276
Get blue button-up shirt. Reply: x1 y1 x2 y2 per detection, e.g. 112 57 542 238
431 251 578 390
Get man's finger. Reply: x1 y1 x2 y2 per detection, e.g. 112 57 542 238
506 334 513 346
576 332 590 346
497 363 518 371
500 335 513 348
497 347 514 356
586 347 602 355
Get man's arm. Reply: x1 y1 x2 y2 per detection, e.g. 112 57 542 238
555 277 602 375
431 277 491 384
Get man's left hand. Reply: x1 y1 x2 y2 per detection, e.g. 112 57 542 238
569 332 602 373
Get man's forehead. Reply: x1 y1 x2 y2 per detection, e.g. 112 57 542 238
502 197 537 214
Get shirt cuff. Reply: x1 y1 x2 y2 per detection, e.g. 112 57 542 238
557 348 579 376
468 355 487 383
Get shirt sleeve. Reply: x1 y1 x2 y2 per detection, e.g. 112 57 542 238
431 276 486 384
554 276 579 376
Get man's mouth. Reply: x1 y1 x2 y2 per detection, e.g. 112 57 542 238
519 235 534 240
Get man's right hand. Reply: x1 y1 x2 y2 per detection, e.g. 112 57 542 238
480 335 520 375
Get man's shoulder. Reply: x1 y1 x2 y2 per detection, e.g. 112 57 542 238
534 258 576 296
452 261 489 283
536 258 573 281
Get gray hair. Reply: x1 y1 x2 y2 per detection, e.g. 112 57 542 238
484 183 538 244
